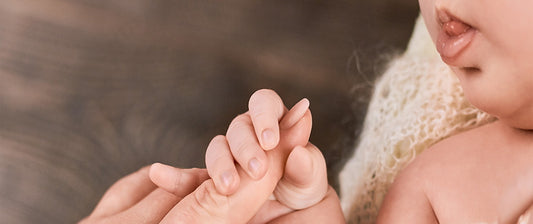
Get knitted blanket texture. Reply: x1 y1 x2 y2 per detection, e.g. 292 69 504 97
338 15 495 223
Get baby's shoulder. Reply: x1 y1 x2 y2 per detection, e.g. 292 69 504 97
414 121 518 169
406 122 496 174
403 121 533 222
418 120 533 168
381 121 533 222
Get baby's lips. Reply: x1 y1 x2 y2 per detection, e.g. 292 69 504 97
444 20 471 36
436 18 476 65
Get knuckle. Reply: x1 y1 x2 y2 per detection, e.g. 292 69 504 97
249 89 284 117
226 117 256 158
252 109 271 123
251 89 276 100
231 139 256 159
228 114 252 132
206 136 232 167
191 180 229 220
191 168 209 184
250 89 278 104
171 168 184 195
206 135 228 161
211 135 227 143
207 135 227 151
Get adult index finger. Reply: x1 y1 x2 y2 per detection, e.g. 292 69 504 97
160 112 313 224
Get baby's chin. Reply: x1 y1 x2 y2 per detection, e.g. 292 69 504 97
497 113 533 131
464 91 533 130
449 67 519 128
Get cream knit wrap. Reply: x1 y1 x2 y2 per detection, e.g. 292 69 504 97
338 15 495 223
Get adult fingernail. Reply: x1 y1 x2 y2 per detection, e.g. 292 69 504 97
220 171 234 189
261 128 276 150
248 158 262 178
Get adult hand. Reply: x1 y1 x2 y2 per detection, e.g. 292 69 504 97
151 89 345 223
79 166 208 224
153 104 313 223
206 89 330 210
152 161 344 224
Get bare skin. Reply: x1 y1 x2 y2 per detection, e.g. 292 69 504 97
86 0 533 220
82 89 345 223
378 121 533 223
378 0 533 222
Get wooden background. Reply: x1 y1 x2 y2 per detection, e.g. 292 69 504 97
0 0 419 223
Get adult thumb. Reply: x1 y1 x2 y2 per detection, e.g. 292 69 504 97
159 105 314 223
160 164 285 224
274 143 329 210
160 141 294 224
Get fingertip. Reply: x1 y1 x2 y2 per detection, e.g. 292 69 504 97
224 111 269 180
149 162 162 172
216 170 240 195
261 128 279 150
286 146 314 183
281 109 313 148
247 156 268 180
280 98 310 130
221 171 233 187
285 144 327 188
302 97 310 104
148 163 162 181
205 135 242 195
248 89 284 151
148 162 172 187
298 98 310 111
276 144 329 210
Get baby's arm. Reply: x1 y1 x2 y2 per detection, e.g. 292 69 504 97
376 153 438 223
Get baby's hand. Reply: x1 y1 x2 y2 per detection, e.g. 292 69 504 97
149 89 340 223
206 89 329 211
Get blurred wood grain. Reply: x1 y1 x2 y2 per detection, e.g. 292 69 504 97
0 0 418 223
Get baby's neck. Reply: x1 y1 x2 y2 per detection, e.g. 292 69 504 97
491 120 533 148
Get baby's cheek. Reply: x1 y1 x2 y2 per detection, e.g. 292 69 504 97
419 0 439 43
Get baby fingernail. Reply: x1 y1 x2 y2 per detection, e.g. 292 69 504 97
248 158 262 178
220 171 233 188
262 128 276 150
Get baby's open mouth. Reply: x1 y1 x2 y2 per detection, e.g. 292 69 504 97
436 10 477 65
